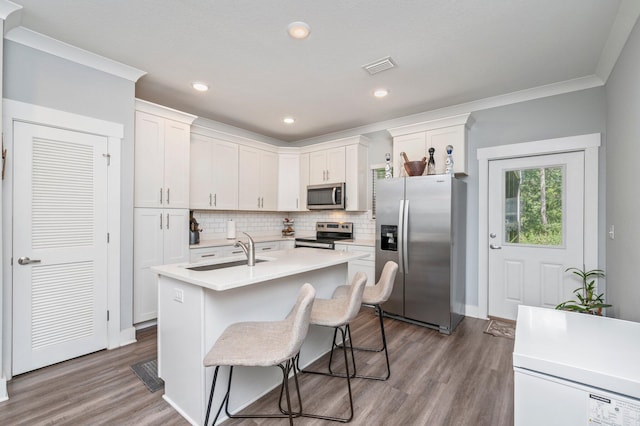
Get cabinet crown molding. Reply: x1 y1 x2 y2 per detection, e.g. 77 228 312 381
135 99 197 124
388 113 473 138
299 135 369 154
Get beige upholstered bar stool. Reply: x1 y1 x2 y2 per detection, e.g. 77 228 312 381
331 260 398 381
203 283 315 426
298 271 367 423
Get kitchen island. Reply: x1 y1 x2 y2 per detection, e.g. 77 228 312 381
151 248 366 425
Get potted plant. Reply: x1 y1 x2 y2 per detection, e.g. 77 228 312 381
555 266 611 315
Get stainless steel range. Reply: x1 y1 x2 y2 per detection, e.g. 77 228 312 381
294 222 354 249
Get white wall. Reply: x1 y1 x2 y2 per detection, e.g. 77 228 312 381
605 17 640 322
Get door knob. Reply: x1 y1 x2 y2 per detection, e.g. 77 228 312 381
489 244 502 250
18 256 41 265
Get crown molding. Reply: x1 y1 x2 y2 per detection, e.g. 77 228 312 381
135 99 196 125
388 113 472 137
0 0 20 21
5 26 146 82
294 75 604 145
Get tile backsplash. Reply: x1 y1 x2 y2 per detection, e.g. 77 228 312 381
193 210 375 241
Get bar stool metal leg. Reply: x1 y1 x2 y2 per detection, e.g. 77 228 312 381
329 304 391 381
296 325 354 422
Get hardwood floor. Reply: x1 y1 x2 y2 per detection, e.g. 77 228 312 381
1 310 514 425
2 327 188 426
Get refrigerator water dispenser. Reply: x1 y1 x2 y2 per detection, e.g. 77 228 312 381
380 225 398 251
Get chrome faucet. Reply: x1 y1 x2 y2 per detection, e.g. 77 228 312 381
235 232 256 266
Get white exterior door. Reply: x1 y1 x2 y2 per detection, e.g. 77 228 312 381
488 152 585 320
13 122 109 375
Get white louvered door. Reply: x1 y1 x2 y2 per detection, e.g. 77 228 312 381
13 122 109 375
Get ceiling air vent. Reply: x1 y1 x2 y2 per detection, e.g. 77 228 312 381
362 56 396 75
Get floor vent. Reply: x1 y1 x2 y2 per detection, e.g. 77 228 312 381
363 56 396 75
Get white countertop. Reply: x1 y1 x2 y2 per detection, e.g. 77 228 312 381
334 239 375 247
152 247 366 291
513 305 640 399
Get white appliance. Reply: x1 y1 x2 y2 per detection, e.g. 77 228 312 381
513 306 640 425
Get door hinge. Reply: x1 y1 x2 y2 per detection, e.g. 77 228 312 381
107 310 110 321
2 133 6 180
102 153 111 166
107 232 110 243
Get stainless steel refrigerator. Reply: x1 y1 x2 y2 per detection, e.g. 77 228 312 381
375 175 466 334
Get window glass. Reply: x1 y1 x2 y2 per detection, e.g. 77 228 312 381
504 166 563 246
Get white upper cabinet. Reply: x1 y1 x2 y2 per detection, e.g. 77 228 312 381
309 146 346 184
304 136 369 211
238 146 278 210
134 101 196 208
278 152 302 211
345 142 368 211
190 134 239 210
389 113 472 177
299 153 310 211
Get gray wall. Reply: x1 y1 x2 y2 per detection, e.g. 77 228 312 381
463 87 608 311
605 18 640 322
3 40 136 330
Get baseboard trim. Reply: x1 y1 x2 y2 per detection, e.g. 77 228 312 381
0 377 8 402
119 326 137 347
465 304 484 319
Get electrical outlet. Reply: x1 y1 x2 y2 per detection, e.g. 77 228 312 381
173 288 184 303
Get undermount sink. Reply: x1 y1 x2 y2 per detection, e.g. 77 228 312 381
186 258 268 271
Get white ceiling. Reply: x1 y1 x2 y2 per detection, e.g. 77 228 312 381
5 1 638 142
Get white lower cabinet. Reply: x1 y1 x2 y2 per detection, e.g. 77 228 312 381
334 244 375 285
133 208 190 323
280 240 295 250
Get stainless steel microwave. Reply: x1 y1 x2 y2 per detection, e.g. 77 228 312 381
307 182 346 210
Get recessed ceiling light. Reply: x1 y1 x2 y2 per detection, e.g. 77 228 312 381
287 21 311 39
192 82 209 92
373 88 389 98
283 117 295 124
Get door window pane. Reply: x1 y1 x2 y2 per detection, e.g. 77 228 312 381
504 166 563 246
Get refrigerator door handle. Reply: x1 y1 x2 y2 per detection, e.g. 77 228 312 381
398 199 405 274
403 199 409 273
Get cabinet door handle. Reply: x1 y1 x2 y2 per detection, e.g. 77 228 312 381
209 193 212 206
326 170 329 181
160 188 163 204
214 193 217 207
166 213 170 229
257 197 261 208
160 213 163 229
261 247 271 251
323 170 326 181
202 253 217 258
296 198 298 209
261 197 264 208
166 188 170 205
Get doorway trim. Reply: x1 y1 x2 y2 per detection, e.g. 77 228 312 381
476 133 600 319
2 99 122 382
